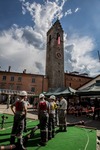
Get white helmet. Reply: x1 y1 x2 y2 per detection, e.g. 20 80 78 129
49 95 56 100
39 93 45 99
19 91 27 96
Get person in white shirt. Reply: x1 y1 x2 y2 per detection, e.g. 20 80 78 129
58 95 67 131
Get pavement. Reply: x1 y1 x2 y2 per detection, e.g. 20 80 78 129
0 104 100 150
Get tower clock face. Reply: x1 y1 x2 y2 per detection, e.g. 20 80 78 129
56 52 62 59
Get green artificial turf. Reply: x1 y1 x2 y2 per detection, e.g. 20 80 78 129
26 127 96 150
0 113 97 150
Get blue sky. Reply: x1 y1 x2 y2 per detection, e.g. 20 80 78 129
0 0 100 77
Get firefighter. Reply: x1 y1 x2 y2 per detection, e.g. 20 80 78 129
10 91 28 150
58 95 67 131
48 95 57 140
38 93 50 146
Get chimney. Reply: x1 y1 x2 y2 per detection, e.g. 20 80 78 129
8 66 11 72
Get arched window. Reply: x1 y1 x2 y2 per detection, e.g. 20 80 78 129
57 33 60 39
49 35 51 43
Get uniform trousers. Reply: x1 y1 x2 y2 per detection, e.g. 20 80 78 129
39 113 49 144
10 114 24 145
48 113 55 139
58 109 67 131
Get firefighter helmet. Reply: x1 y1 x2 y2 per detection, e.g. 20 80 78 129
39 93 45 99
49 95 56 100
19 91 27 96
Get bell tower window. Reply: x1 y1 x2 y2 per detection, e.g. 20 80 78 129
49 35 51 43
57 33 60 39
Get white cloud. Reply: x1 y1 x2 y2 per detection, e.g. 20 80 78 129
0 26 46 74
22 5 26 15
65 7 80 16
64 34 100 76
0 0 66 74
74 8 80 13
22 0 66 30
65 9 72 16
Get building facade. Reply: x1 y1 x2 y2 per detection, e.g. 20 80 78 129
65 72 93 90
0 70 48 95
0 70 92 94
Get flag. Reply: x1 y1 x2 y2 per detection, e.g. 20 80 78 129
58 36 60 45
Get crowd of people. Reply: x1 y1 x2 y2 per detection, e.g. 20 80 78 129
68 98 100 119
9 91 68 150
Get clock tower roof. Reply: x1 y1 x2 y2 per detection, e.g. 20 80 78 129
47 19 63 35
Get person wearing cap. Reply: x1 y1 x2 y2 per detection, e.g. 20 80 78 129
58 95 67 132
38 93 50 146
48 95 57 140
10 91 28 150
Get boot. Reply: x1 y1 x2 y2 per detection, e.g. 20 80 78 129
59 126 62 132
52 129 55 138
48 131 52 140
17 138 27 150
64 125 67 132
39 141 46 146
10 136 15 144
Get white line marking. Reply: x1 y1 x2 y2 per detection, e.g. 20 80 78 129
83 129 90 150
27 120 32 123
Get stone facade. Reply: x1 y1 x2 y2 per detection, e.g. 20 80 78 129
46 20 64 88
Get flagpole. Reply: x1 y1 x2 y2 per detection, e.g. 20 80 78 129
97 50 100 62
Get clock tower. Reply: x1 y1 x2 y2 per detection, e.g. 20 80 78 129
46 19 64 89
